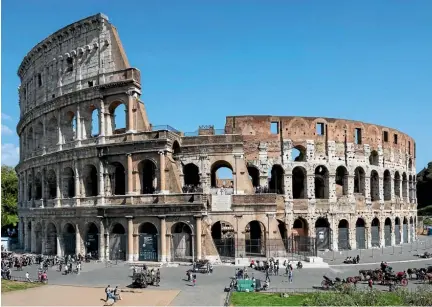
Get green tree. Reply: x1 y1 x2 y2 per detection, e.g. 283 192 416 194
417 162 432 209
1 166 18 227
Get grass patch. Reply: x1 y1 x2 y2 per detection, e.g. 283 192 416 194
1 280 44 293
231 292 306 306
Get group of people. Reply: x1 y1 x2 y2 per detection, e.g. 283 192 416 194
104 285 122 304
343 255 360 264
58 254 82 275
182 184 203 193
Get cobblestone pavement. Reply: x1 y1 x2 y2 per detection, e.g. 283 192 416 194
320 235 432 265
9 257 432 306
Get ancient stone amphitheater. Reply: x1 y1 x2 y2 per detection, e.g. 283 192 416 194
16 13 418 262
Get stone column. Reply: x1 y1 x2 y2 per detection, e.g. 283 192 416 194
366 226 372 249
99 219 105 261
159 216 167 262
74 160 81 206
378 176 384 202
195 216 202 260
42 114 47 154
75 223 81 256
328 174 336 202
127 216 134 262
390 219 395 245
347 175 355 202
98 160 105 205
55 164 61 207
364 175 371 204
404 180 409 203
99 100 106 144
18 217 24 250
57 235 62 257
307 174 315 202
159 151 167 193
127 93 135 133
30 220 36 253
23 218 29 251
57 110 63 150
127 154 133 194
76 104 82 145
379 222 385 247
284 174 293 199
23 171 28 204
406 223 411 243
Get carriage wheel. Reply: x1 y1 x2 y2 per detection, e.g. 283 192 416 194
400 278 408 286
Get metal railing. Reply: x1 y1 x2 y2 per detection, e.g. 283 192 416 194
150 125 181 133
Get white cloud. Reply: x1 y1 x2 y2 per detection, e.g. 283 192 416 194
1 125 14 135
1 113 12 121
1 143 20 166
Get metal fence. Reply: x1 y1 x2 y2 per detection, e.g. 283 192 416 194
151 125 181 133
3 275 46 283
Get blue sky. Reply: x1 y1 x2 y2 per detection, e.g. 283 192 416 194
1 0 431 173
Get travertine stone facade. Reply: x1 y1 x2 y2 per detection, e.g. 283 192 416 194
17 14 417 263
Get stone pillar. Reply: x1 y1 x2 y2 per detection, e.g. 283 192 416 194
57 110 63 150
76 104 82 144
390 219 395 245
307 174 315 201
98 160 105 204
195 216 202 260
23 218 29 251
42 114 47 154
127 216 134 262
18 217 24 250
284 174 293 199
159 216 167 262
404 180 409 203
328 174 336 202
99 100 106 144
127 154 133 194
364 175 371 204
366 226 372 249
99 219 105 261
57 235 62 257
75 223 81 256
127 93 135 132
74 160 81 206
380 223 385 247
30 220 36 253
159 151 167 193
378 176 384 202
23 171 28 204
347 175 355 202
56 164 61 207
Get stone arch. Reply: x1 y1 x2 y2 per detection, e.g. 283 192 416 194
335 166 348 197
245 220 266 256
247 165 260 188
172 141 181 156
34 121 44 149
183 163 200 188
138 222 158 261
402 172 408 199
62 111 76 142
394 171 401 197
277 219 288 246
292 166 307 199
63 223 76 256
46 169 57 199
45 222 58 255
34 222 42 254
46 116 58 149
354 167 366 196
210 160 233 188
34 173 42 199
383 170 391 201
384 217 392 247
314 165 329 199
85 222 99 258
338 219 350 250
395 217 401 244
370 170 380 201
292 144 307 162
82 164 98 197
371 217 380 247
355 218 366 249
108 162 126 195
62 167 75 198
108 101 127 135
27 127 34 151
138 159 157 194
369 150 379 166
315 217 330 250
292 217 309 237
403 217 408 243
171 222 193 262
110 223 126 260
211 221 235 259
269 164 284 194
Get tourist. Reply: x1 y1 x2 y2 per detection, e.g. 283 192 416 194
192 273 197 286
105 285 111 302
25 271 31 282
288 265 293 283
113 286 121 301
265 268 270 282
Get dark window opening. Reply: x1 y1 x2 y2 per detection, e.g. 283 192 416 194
37 74 42 87
66 57 73 73
270 122 279 134
316 123 325 135
355 128 362 145
408 141 411 154
52 94 55 98
88 81 94 87
414 142 416 158
393 134 398 144
383 131 388 142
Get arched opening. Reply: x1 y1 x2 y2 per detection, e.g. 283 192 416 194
278 220 288 250
83 164 98 197
108 162 126 195
338 219 349 250
409 217 415 242
211 221 235 259
370 170 380 201
354 167 366 196
90 107 100 137
46 117 58 150
85 222 99 258
315 218 330 250
384 218 392 247
394 217 401 244
138 222 158 261
63 223 76 256
34 223 42 254
210 161 233 190
34 174 42 199
268 164 284 194
409 175 413 201
46 170 57 199
402 173 408 199
109 223 126 260
27 174 33 200
138 160 157 194
369 150 379 166
408 158 412 170
335 166 348 197
171 222 193 262
355 218 366 249
383 170 391 201
183 163 200 192
46 223 58 255
314 166 329 199
371 218 380 247
109 102 127 135
291 218 310 252
292 166 307 199
172 141 181 156
63 111 76 142
247 166 260 188
403 217 408 243
62 167 75 198
394 171 401 198
245 220 266 256
34 122 44 149
292 145 306 162
27 128 34 151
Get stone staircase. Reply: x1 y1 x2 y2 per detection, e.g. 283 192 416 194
211 195 232 211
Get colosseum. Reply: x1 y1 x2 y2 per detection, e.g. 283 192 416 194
16 13 418 263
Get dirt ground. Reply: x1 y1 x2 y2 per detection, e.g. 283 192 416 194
2 285 180 306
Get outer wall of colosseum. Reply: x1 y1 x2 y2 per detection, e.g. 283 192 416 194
16 13 418 263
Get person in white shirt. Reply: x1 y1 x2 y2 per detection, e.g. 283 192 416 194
25 272 31 282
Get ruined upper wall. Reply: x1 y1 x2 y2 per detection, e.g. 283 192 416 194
17 13 131 116
225 115 416 169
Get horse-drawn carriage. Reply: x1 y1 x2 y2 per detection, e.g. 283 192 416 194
358 268 408 287
131 266 160 288
192 260 212 274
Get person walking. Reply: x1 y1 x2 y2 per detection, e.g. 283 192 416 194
192 274 197 286
105 285 111 302
288 264 293 283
